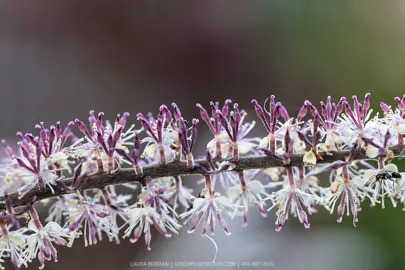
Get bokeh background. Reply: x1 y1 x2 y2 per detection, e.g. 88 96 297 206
1 1 405 270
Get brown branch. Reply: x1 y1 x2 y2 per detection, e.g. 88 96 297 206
2 144 405 210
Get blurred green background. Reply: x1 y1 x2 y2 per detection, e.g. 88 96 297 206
1 1 405 269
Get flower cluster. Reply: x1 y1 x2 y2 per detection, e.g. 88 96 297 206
0 94 405 268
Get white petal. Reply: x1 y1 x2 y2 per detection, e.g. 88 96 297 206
385 163 398 172
260 135 269 148
27 220 38 232
396 123 405 135
45 222 64 233
227 185 241 200
365 145 379 158
9 235 26 247
193 198 207 210
303 151 317 165
248 180 265 193
215 196 234 209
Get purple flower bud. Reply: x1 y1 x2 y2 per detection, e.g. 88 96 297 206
395 97 405 111
1 139 14 158
107 134 114 150
15 157 36 174
233 103 241 123
196 103 215 134
304 100 318 117
210 101 219 118
97 112 104 129
343 101 360 129
320 102 329 119
196 103 210 121
222 99 232 117
134 131 141 150
119 112 130 127
363 93 371 113
380 102 390 112
137 116 158 142
217 110 233 141
333 97 345 121
35 122 48 143
156 118 163 143
113 126 123 146
56 121 62 138
160 105 172 123
352 95 360 115
326 96 332 113
279 105 289 121
96 131 109 154
75 119 92 140
297 103 307 121
48 126 56 155
252 99 271 133
60 121 75 148
171 103 182 122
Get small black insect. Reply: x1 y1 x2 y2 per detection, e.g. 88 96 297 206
367 170 402 185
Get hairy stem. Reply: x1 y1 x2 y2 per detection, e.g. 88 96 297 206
2 144 405 210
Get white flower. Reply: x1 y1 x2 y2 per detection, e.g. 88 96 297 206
361 164 401 208
122 206 181 250
324 175 375 225
26 220 71 269
67 195 116 247
180 191 234 236
268 187 320 231
227 170 269 226
0 226 29 269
